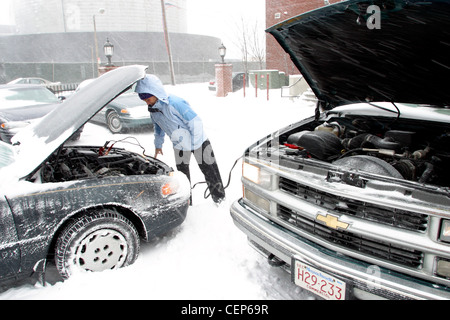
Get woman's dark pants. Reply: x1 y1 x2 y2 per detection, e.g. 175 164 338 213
174 139 226 204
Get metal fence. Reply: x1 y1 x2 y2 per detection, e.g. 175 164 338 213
47 83 79 97
1 61 264 87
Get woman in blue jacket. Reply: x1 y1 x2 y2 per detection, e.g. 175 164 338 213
136 75 225 205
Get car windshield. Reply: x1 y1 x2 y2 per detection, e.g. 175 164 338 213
0 142 15 169
0 87 59 109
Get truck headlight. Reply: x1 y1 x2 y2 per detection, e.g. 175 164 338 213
439 219 450 243
242 162 272 189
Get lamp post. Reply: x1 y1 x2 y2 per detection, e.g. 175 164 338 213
215 42 232 97
93 8 106 77
104 38 114 67
161 0 176 85
219 43 227 64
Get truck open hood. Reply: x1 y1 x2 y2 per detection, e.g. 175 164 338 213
10 65 148 179
267 0 450 109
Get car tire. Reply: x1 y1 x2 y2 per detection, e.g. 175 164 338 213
55 210 140 280
106 111 124 133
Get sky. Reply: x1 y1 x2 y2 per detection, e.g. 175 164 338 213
0 0 266 27
0 0 12 24
187 0 266 58
186 0 266 39
0 0 265 58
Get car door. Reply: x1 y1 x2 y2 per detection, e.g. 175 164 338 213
0 197 20 280
91 105 107 123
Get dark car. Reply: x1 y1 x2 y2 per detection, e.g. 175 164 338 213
0 85 63 143
208 72 249 92
78 79 152 133
231 0 450 300
0 65 190 284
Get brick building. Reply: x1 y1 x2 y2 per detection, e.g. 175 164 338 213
265 0 341 75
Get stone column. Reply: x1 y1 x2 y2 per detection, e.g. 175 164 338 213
98 65 118 76
215 64 233 97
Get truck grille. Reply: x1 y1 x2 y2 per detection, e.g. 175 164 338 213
279 177 428 232
278 205 424 268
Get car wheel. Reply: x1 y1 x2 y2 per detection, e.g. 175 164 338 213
55 210 140 279
106 111 123 133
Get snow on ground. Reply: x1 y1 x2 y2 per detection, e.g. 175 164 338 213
0 83 317 300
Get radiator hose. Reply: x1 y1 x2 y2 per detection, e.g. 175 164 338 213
342 133 401 151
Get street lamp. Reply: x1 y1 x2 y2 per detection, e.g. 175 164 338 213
104 38 114 66
219 43 226 64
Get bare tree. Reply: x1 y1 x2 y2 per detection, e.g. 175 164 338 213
248 20 266 69
231 16 266 73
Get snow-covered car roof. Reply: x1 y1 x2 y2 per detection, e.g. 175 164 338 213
8 65 147 179
267 0 450 109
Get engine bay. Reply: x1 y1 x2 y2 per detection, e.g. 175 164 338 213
36 145 170 183
279 114 450 189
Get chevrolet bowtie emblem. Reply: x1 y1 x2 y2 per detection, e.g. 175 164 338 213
316 214 349 230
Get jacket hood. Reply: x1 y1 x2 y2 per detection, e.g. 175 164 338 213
135 75 169 104
267 0 450 109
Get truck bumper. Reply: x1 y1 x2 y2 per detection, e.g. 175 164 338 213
230 199 450 300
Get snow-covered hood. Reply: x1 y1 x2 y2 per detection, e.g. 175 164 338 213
9 65 148 179
267 0 450 109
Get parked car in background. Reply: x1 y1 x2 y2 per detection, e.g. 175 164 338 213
208 72 249 92
231 0 450 300
0 84 66 143
0 65 190 285
77 79 151 133
8 77 61 86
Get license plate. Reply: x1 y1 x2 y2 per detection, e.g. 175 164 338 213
293 260 346 300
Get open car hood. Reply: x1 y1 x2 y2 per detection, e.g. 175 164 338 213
11 65 148 179
267 0 450 109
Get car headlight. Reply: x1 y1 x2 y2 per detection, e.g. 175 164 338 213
161 179 180 197
439 219 450 243
242 162 272 189
1 121 30 132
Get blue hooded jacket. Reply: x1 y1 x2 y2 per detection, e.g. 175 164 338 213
135 75 207 151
